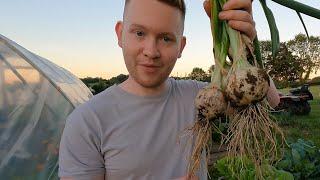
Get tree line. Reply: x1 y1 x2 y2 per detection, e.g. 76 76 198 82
261 34 320 88
81 74 128 94
81 34 320 94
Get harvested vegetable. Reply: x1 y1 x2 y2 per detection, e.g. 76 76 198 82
224 65 270 107
187 0 287 178
186 0 320 178
188 86 227 175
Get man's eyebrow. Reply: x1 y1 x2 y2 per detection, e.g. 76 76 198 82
129 24 146 29
159 32 175 36
129 24 177 36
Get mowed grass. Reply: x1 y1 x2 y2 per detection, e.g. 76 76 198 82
277 85 320 147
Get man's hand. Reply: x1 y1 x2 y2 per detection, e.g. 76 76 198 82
203 0 257 41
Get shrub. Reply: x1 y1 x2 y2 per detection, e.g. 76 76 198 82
309 76 320 86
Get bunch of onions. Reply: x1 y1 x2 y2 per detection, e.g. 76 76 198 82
187 0 320 178
188 0 285 178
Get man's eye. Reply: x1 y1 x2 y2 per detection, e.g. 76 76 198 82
135 31 144 37
163 36 172 42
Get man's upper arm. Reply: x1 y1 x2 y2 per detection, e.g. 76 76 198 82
60 174 104 180
60 177 74 180
59 107 105 179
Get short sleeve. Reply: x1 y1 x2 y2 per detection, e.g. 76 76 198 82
58 106 105 179
195 80 208 90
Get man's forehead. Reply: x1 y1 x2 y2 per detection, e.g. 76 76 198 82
123 0 184 21
128 23 179 36
123 0 184 34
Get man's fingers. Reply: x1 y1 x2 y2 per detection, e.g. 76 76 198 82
204 0 252 18
223 0 252 14
227 20 257 40
219 10 254 24
203 0 256 40
203 0 211 18
219 10 256 40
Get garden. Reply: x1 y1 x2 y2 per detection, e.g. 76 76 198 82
208 85 320 179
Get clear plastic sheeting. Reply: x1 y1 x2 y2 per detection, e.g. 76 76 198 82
0 34 93 179
0 34 92 106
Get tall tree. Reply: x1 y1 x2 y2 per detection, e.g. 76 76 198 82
108 74 128 85
264 43 304 85
188 67 210 82
91 80 107 95
287 34 320 80
260 40 272 64
207 65 215 75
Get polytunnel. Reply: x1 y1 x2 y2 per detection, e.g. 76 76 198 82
0 34 93 179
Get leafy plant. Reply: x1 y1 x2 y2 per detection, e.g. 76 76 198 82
210 156 294 180
276 138 320 179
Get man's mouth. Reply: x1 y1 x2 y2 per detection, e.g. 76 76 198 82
139 64 161 73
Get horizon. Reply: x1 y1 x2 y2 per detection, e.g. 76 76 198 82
1 0 319 79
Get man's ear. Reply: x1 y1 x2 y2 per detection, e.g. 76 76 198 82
178 36 186 58
115 21 123 48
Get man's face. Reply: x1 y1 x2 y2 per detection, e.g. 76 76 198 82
116 0 186 88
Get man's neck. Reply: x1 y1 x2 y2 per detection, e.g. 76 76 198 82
119 77 168 97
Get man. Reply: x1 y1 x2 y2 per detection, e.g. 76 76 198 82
59 0 279 179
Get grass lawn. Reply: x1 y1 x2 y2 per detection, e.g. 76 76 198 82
277 85 320 147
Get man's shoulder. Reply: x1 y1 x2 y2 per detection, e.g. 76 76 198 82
84 85 119 110
167 78 208 100
67 85 119 122
169 78 208 91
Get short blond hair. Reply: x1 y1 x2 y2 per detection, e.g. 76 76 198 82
124 0 186 20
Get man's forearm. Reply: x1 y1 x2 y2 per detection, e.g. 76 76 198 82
267 78 280 108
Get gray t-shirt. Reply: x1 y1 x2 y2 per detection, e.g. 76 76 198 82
59 78 207 180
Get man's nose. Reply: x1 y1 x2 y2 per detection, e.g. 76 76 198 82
143 38 160 59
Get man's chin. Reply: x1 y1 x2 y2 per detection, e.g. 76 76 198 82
136 78 166 89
